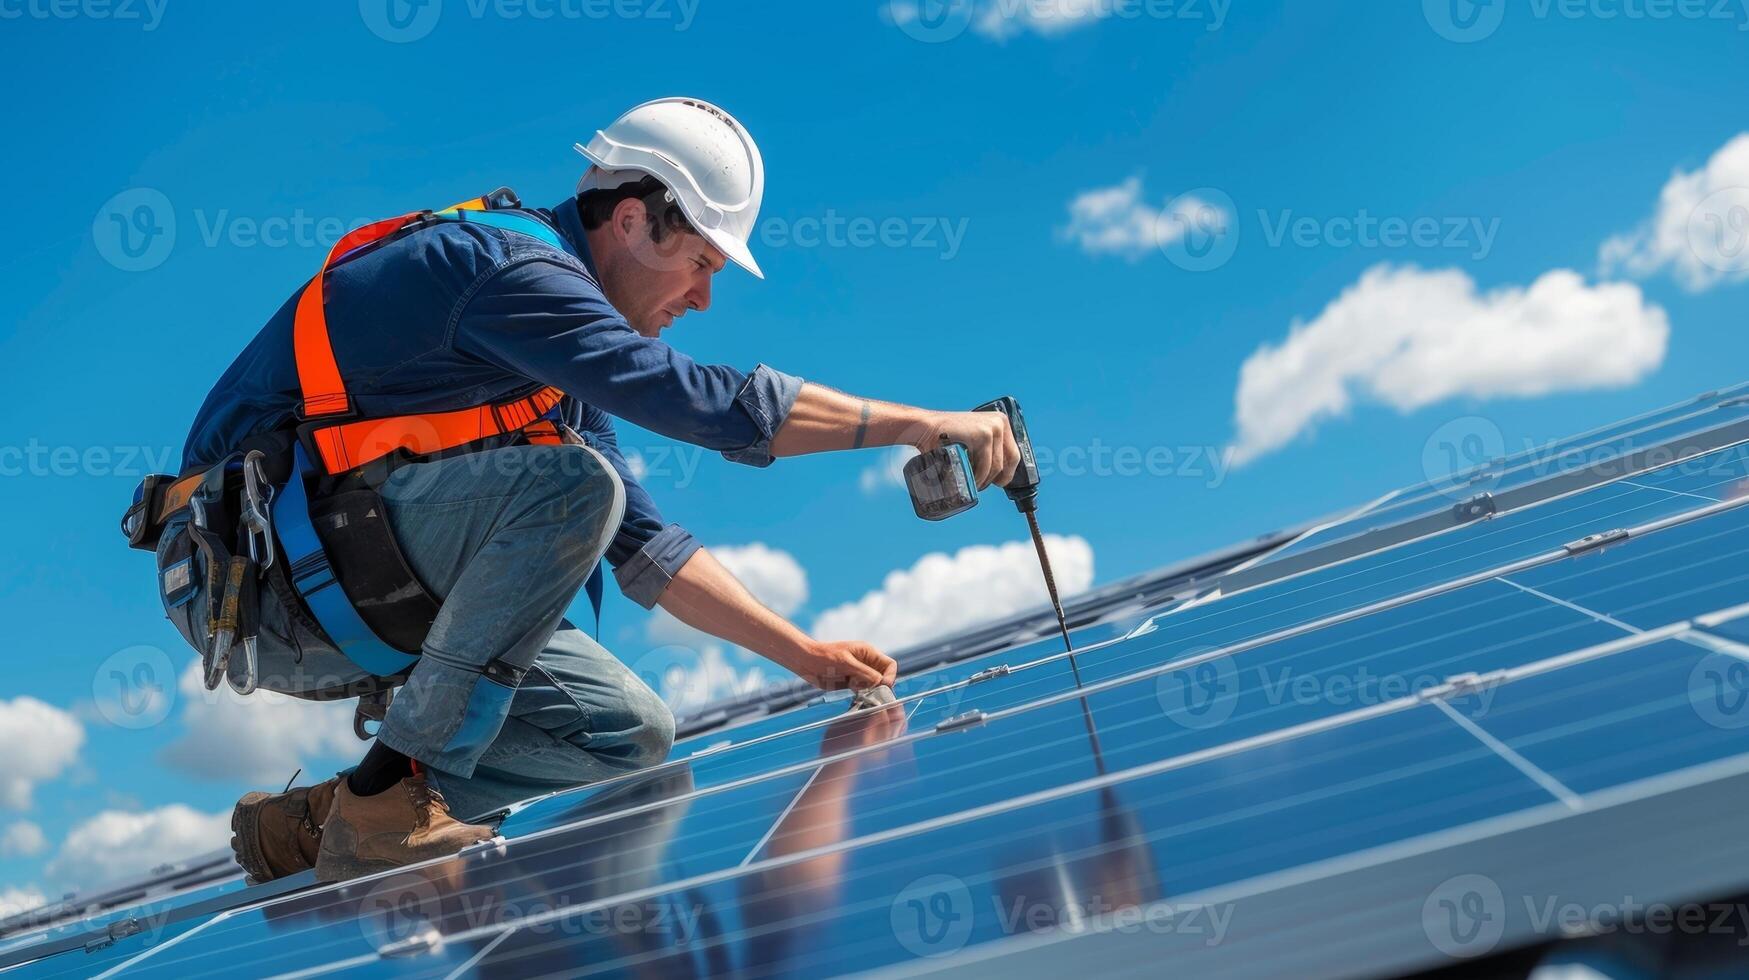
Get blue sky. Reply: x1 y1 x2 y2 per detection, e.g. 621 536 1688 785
3 0 1749 905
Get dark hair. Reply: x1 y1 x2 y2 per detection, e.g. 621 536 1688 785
576 174 696 242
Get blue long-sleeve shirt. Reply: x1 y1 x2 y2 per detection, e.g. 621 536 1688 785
182 194 803 607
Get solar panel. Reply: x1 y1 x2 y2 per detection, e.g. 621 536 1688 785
7 389 1749 978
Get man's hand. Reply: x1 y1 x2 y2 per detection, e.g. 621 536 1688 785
776 639 898 692
912 410 1021 490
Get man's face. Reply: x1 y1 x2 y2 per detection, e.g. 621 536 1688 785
593 198 727 338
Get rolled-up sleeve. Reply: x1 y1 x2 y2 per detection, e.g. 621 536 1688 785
457 257 803 464
723 363 805 467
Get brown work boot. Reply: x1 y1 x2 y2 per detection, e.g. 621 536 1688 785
313 773 496 883
230 776 341 884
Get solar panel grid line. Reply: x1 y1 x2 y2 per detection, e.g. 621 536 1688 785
880 750 1749 980
1222 487 1406 578
1493 577 1647 634
739 767 822 868
1177 452 1749 633
1681 630 1749 661
1616 477 1723 503
251 604 1749 976
1341 394 1743 525
1222 416 1749 594
1426 698 1585 810
89 907 238 980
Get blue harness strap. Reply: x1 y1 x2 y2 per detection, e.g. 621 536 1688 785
273 444 420 678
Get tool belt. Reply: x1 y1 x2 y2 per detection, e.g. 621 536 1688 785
122 431 439 700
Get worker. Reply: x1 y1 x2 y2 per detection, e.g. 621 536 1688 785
131 97 1021 884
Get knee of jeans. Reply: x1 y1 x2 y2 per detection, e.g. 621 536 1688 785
520 445 623 533
626 687 676 767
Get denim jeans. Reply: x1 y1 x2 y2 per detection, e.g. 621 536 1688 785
367 442 675 821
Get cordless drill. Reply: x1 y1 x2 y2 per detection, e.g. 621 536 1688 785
902 397 1074 653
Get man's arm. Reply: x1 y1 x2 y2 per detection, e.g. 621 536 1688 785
656 547 898 691
770 383 1023 490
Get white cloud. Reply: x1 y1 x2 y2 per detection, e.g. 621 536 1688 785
1228 264 1669 466
1060 177 1227 260
0 698 84 809
1 821 47 858
811 535 1094 653
1 886 45 918
651 646 772 716
623 450 649 482
43 805 229 895
860 445 918 495
975 0 1110 39
1601 133 1749 292
161 661 359 784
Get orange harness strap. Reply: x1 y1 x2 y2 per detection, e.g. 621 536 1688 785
291 200 565 474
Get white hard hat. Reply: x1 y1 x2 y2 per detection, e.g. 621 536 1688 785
575 97 765 279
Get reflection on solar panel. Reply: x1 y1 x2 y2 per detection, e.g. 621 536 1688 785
7 386 1749 978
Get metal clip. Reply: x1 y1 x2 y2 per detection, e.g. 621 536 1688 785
1418 670 1507 703
968 664 1012 684
240 450 276 572
1563 528 1629 556
354 688 394 741
935 710 987 734
1452 492 1496 522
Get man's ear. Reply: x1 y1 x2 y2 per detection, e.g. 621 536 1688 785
610 197 649 245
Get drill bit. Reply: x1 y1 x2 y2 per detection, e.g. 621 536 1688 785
1026 508 1074 654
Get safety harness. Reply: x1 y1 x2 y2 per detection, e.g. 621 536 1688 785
126 188 602 710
